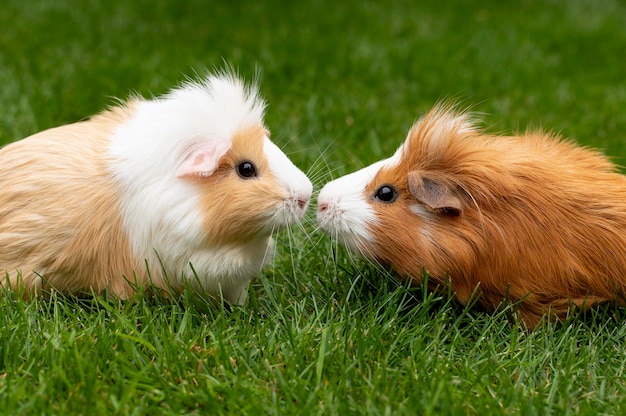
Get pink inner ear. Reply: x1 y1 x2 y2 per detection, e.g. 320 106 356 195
177 141 231 178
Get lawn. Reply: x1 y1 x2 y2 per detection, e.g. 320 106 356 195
1 0 626 414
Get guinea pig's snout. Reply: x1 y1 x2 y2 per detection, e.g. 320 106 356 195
294 191 311 212
271 185 312 229
317 202 329 212
316 193 339 219
298 182 313 208
288 182 313 215
316 185 376 254
317 195 338 215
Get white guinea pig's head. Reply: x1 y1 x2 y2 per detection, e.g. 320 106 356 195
111 73 313 248
171 77 313 243
181 123 313 243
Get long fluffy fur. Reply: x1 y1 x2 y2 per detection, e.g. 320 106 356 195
0 107 141 295
321 104 626 328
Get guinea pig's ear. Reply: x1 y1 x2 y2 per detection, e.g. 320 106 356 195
176 141 231 179
407 172 464 216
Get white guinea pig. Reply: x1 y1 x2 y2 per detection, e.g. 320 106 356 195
0 72 312 304
318 104 626 328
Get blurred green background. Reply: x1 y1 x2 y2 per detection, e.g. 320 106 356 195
1 0 625 172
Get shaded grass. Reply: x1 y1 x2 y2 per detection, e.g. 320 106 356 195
2 0 626 414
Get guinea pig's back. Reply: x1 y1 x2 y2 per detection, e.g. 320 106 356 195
453 132 626 325
0 107 141 296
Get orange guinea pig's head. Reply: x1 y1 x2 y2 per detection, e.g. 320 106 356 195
317 105 478 280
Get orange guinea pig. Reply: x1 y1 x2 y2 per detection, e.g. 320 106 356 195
317 104 626 328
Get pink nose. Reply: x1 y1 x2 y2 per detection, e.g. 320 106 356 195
298 199 308 210
318 202 328 212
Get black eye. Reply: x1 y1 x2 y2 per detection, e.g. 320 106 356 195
374 185 397 203
237 161 257 179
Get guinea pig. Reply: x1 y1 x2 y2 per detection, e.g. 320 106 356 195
0 72 312 305
317 104 626 328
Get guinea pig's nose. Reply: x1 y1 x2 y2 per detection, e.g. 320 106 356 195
294 187 311 210
318 202 329 212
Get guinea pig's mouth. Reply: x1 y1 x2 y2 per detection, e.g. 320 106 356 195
316 205 375 257
266 195 310 231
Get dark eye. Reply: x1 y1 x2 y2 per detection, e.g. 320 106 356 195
374 185 397 203
237 161 257 179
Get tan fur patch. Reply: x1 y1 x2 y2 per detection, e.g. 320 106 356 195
367 106 626 327
0 105 143 297
194 124 284 244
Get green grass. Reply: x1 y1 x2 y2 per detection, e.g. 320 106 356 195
2 0 626 414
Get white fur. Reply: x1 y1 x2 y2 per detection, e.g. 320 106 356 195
264 137 313 228
317 144 405 254
317 161 379 253
265 138 311 199
107 74 306 304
